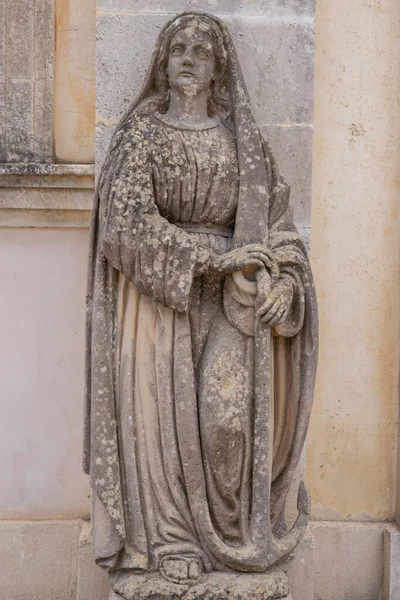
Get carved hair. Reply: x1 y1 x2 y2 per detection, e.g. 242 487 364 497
152 14 231 118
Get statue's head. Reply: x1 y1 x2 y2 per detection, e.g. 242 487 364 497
153 13 231 117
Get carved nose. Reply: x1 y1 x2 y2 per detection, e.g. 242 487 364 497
183 56 194 66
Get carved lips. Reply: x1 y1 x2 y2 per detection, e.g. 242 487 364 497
179 69 196 80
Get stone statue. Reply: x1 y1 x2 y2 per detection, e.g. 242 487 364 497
84 12 318 600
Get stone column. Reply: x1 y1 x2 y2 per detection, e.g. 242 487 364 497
54 0 95 162
308 0 400 598
0 0 54 162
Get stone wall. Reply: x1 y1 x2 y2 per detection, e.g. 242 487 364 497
0 0 54 162
1 0 400 599
0 2 97 599
308 0 400 524
308 0 400 597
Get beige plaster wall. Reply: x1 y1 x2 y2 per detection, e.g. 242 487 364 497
0 228 90 518
54 0 96 163
307 0 400 521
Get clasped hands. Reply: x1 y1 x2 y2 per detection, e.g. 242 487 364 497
209 244 294 327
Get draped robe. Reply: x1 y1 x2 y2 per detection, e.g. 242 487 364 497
84 11 318 577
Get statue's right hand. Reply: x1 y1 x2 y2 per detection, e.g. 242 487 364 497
209 244 278 276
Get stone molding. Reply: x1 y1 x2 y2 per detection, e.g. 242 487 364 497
0 163 94 228
0 163 94 188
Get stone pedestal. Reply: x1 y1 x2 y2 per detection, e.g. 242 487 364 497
383 525 400 600
287 526 315 600
110 570 291 600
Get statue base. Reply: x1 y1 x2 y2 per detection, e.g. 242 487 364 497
110 570 291 600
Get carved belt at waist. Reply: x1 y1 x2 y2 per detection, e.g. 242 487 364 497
174 222 234 238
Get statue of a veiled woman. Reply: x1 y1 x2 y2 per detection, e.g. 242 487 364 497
84 12 318 599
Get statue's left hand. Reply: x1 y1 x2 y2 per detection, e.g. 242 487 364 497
255 277 294 327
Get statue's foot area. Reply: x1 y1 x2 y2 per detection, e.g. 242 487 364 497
111 569 291 600
160 555 202 584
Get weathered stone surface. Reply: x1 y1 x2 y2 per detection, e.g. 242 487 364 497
0 158 94 227
0 160 94 227
76 522 109 600
311 522 384 600
112 571 290 600
298 228 310 253
230 18 314 125
96 14 314 128
96 14 171 127
98 126 313 231
1 0 54 162
92 11 317 598
97 0 315 17
383 525 400 600
0 1 7 162
0 162 94 228
0 520 81 600
96 13 314 201
0 162 94 188
7 0 34 78
287 526 315 600
6 78 34 162
96 122 115 180
261 125 313 228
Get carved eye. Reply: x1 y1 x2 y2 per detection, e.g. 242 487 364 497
171 45 184 56
197 48 210 59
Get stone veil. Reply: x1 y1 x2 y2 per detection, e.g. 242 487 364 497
83 11 318 582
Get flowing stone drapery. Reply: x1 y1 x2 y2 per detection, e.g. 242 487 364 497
85 11 318 594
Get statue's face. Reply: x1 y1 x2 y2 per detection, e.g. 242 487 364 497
168 26 216 97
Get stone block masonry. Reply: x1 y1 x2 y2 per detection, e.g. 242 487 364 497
0 0 54 163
